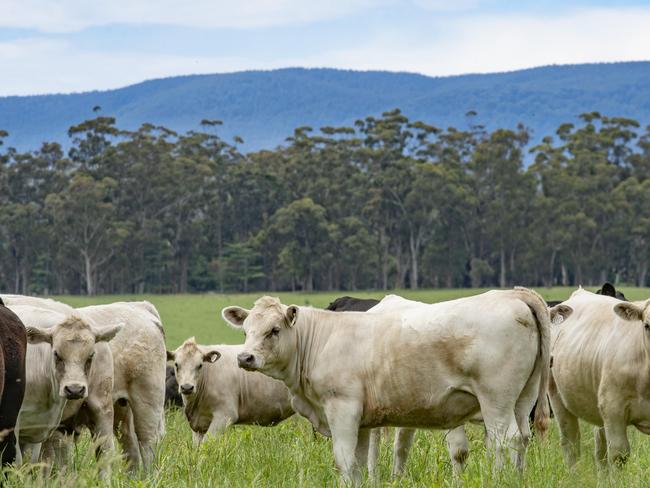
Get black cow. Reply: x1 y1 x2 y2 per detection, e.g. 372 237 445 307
0 298 27 465
546 282 626 307
326 296 379 312
165 365 183 408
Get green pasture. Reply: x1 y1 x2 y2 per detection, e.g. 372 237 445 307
5 286 650 487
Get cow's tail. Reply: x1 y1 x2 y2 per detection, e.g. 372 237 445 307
514 286 551 439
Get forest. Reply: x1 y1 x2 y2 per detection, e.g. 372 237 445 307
1 109 649 295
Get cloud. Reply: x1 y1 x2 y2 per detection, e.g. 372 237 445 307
1 6 649 96
288 7 650 76
1 0 386 32
0 0 482 32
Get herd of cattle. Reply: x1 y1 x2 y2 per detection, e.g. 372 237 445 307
0 282 648 484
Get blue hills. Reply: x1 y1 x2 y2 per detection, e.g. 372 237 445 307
1 62 650 151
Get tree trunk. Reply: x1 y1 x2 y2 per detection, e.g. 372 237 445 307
499 246 507 288
83 252 95 295
561 262 568 286
548 249 557 287
408 231 419 290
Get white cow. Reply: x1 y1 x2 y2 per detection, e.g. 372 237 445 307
3 295 166 471
167 337 293 445
9 305 122 466
77 302 166 469
550 288 650 466
222 288 551 484
366 294 571 476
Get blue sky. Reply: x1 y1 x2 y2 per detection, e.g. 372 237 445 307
1 0 650 96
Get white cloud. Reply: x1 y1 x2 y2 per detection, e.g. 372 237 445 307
0 0 386 32
1 7 650 96
288 7 650 76
0 0 482 32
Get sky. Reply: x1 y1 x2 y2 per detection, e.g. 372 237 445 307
1 0 650 96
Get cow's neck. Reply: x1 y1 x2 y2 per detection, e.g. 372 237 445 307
183 374 207 424
283 309 332 394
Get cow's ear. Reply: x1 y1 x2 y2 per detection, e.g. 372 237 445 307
26 326 53 345
93 322 125 342
167 350 176 361
286 305 299 327
550 304 573 325
600 282 616 297
222 306 249 328
614 302 644 322
203 351 221 363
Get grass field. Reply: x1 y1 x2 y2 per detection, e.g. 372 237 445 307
5 286 650 487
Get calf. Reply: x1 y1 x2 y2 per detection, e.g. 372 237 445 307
223 288 551 484
165 365 183 407
167 338 293 445
0 301 27 465
550 289 650 466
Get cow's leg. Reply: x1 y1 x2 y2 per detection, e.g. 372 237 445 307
514 400 534 470
392 428 416 477
367 428 380 479
355 428 370 475
324 400 362 485
41 430 74 471
192 431 204 447
446 426 470 475
593 426 608 467
87 399 115 478
602 413 629 466
291 396 330 437
479 401 522 471
114 402 142 469
205 412 235 439
131 401 160 470
549 382 580 467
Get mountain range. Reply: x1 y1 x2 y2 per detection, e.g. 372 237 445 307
1 62 650 151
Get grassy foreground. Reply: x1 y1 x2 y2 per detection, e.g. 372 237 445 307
4 286 650 487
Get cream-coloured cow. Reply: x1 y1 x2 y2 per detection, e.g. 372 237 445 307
550 288 650 466
366 294 571 477
222 287 551 484
167 337 293 444
3 296 166 471
9 305 122 466
77 302 166 469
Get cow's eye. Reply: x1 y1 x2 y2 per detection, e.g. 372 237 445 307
267 327 280 339
175 362 179 369
53 351 62 362
645 323 650 332
197 364 202 370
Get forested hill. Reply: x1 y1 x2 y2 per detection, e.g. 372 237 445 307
2 62 650 151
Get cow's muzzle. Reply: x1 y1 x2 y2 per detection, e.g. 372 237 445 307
63 384 87 400
180 383 195 395
237 352 257 370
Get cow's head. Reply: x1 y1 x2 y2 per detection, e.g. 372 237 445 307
167 337 220 397
26 316 123 400
222 296 297 376
614 300 650 332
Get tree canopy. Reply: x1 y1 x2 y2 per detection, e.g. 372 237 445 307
1 110 648 295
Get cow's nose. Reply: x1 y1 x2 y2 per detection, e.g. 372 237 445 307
237 352 255 369
180 383 195 395
64 384 86 399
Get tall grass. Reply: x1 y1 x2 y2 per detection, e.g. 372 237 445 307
4 287 650 486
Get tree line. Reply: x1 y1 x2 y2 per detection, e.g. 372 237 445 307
1 109 649 295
